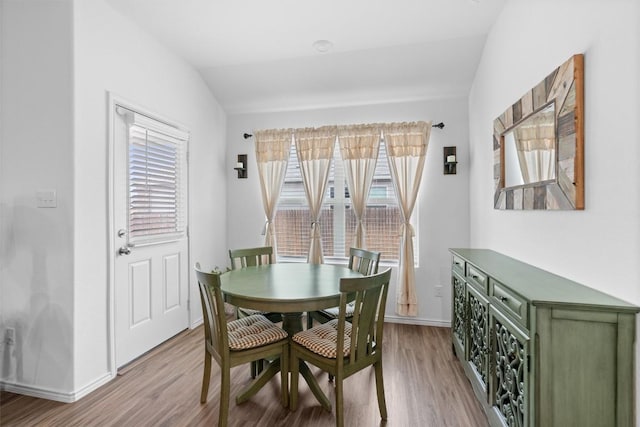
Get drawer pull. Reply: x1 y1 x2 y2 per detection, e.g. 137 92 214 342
498 296 509 303
472 275 479 280
454 262 461 266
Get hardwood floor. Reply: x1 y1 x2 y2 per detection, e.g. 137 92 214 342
0 323 487 426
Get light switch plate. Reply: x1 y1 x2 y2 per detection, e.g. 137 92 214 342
36 189 57 208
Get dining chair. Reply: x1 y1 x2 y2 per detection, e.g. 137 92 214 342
290 268 392 427
229 246 284 378
306 247 381 330
195 263 289 427
229 247 283 320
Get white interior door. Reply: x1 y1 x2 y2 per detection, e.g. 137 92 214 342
113 105 189 368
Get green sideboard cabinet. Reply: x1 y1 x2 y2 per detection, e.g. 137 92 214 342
449 249 639 427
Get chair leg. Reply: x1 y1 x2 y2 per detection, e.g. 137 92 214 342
250 361 257 379
219 364 231 427
290 349 300 411
335 375 344 427
280 345 289 408
306 312 313 330
200 352 212 403
374 360 388 420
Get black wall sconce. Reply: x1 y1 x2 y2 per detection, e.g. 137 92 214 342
234 154 247 179
443 146 458 175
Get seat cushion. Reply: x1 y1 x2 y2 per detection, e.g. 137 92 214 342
238 307 267 317
292 319 352 358
320 301 355 319
227 315 287 350
238 307 274 317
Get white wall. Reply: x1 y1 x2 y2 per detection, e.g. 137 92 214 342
73 0 228 397
468 0 640 421
1 0 228 400
0 0 75 395
226 98 470 324
469 0 640 306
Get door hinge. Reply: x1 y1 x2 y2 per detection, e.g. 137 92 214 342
187 299 190 310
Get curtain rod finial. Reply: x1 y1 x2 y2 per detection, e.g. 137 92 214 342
243 133 253 139
432 122 445 129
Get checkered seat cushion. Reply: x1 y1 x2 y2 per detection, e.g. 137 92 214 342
227 314 287 351
319 302 355 319
292 319 352 358
238 307 275 317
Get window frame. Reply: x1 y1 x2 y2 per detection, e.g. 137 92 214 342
274 138 419 266
125 111 189 247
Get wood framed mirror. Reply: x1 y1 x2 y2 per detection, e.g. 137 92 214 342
493 54 584 210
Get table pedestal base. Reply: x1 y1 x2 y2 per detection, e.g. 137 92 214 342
282 312 331 411
236 359 280 404
298 359 332 411
236 312 331 411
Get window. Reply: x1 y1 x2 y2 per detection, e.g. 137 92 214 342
274 139 416 264
127 113 188 244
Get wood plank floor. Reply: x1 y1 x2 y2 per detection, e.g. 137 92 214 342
0 323 488 426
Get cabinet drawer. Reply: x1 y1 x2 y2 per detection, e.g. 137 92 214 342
490 279 528 328
466 264 488 293
452 255 465 276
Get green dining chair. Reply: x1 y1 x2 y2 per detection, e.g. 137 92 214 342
229 246 284 378
195 263 289 427
307 247 380 330
229 247 283 321
290 268 392 427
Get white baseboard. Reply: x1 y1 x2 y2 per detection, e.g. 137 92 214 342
73 372 114 401
0 372 113 403
190 316 203 329
384 315 451 328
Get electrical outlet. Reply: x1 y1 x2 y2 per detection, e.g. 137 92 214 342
435 286 443 297
36 189 57 208
5 327 15 345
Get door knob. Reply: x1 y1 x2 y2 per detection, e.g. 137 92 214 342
118 246 131 256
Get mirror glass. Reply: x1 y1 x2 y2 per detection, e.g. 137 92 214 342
503 102 556 187
493 54 584 210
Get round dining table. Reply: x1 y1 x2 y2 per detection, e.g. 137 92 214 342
220 263 362 410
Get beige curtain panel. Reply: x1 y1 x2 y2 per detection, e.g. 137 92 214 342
514 109 555 152
337 124 381 249
254 128 293 253
383 121 432 317
514 112 555 183
294 126 338 264
516 150 556 183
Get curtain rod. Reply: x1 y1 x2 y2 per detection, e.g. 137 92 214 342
243 122 445 139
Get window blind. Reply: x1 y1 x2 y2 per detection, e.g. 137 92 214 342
126 112 188 244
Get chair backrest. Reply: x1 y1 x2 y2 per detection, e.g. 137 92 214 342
336 268 391 367
195 263 229 359
229 246 274 269
348 247 381 276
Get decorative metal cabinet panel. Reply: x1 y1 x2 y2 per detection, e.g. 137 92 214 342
449 249 639 427
490 306 529 427
467 285 490 396
451 271 466 358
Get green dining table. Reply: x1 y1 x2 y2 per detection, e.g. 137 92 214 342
220 263 362 410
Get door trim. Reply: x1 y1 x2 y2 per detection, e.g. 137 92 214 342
106 92 191 375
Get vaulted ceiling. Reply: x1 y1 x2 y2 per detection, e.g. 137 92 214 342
106 0 506 114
